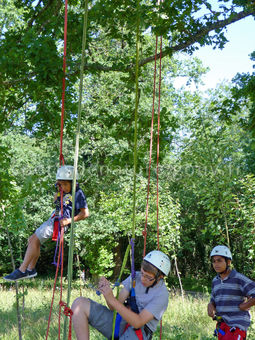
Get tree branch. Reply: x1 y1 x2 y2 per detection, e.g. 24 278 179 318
80 8 255 73
138 9 255 68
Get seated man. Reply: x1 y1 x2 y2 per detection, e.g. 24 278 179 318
4 165 89 281
71 250 170 340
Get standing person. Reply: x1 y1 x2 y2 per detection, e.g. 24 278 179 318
208 245 255 339
71 250 170 340
4 165 89 281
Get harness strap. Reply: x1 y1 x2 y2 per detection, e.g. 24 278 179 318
52 216 59 241
114 313 122 339
123 323 143 340
144 324 153 339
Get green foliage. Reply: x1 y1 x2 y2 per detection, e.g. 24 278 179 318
1 0 253 135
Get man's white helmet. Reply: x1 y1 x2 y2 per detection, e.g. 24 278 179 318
210 245 232 260
56 165 78 181
144 250 171 276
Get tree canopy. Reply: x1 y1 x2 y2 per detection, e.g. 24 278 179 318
1 0 255 134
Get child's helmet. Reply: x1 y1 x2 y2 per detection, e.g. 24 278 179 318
56 165 78 180
144 250 171 276
210 245 232 260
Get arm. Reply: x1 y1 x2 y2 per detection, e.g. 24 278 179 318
98 277 154 329
208 302 216 318
60 208 89 227
239 297 255 311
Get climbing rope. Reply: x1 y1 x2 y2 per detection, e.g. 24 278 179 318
46 189 64 340
111 0 165 338
111 0 141 338
46 0 69 335
59 0 68 167
143 34 159 257
156 35 163 251
143 1 163 255
132 0 141 242
142 1 164 338
46 0 89 339
63 0 89 338
111 245 131 340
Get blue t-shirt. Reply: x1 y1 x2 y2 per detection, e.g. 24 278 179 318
55 183 87 219
210 269 255 330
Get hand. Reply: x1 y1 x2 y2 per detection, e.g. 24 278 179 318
239 297 255 311
98 277 114 300
208 303 216 318
60 218 71 227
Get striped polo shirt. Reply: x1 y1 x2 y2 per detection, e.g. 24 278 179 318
210 269 255 330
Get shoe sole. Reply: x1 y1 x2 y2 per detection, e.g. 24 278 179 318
4 276 29 282
26 273 37 279
3 273 37 281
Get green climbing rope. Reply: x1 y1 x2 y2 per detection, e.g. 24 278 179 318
132 0 141 241
63 1 89 339
111 1 141 339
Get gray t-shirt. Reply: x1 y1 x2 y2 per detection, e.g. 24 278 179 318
122 271 169 332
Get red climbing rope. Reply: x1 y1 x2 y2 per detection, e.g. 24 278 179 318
60 301 73 340
142 0 163 253
46 0 73 338
143 35 158 257
46 189 65 340
142 4 164 339
156 35 163 251
143 32 163 256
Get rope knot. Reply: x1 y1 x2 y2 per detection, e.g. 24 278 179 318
59 301 73 317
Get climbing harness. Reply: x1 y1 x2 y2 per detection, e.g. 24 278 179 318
113 240 155 340
213 316 247 339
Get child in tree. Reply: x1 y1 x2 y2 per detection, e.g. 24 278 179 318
208 245 255 340
71 250 170 340
4 165 89 281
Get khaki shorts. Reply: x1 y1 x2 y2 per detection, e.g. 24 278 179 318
35 216 55 244
88 299 150 340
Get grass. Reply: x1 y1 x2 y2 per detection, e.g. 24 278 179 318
1 279 255 340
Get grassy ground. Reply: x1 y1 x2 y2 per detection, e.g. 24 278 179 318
1 279 255 340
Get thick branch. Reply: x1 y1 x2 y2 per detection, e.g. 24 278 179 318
79 8 255 74
138 9 255 68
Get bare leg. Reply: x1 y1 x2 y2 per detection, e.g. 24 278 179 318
19 234 41 272
72 297 90 340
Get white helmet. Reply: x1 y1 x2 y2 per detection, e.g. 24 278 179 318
56 165 78 180
210 245 232 260
144 250 171 276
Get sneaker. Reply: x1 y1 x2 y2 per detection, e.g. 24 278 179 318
26 268 37 279
3 269 28 282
